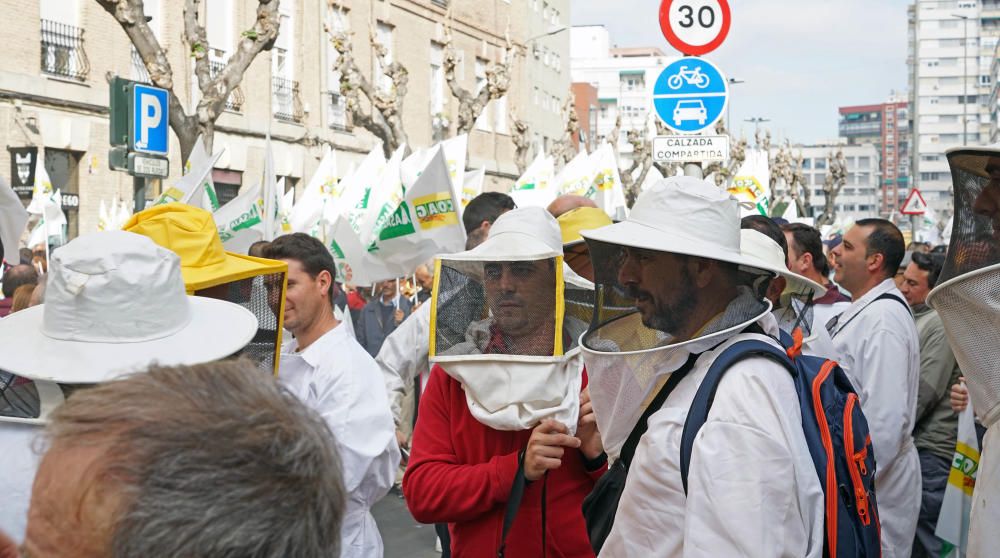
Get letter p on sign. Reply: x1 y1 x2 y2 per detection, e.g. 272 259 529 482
131 84 169 155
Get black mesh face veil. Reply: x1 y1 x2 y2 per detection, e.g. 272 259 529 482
194 269 287 374
430 257 588 358
928 148 1000 427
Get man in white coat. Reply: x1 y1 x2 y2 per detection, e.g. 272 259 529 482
828 219 921 558
265 233 399 558
579 177 824 557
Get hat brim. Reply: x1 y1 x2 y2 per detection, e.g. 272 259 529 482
0 380 65 425
580 220 772 276
183 253 286 292
946 146 1000 179
0 296 258 383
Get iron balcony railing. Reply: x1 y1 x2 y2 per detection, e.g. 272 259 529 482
327 91 350 131
272 76 303 123
131 48 150 83
40 19 90 81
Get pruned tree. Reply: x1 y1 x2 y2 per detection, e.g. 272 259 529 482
703 120 747 188
96 0 281 163
607 114 622 160
551 96 580 164
816 149 848 227
786 151 811 217
621 127 652 207
509 106 531 174
325 6 408 157
443 10 515 136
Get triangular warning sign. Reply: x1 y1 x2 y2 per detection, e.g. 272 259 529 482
900 189 927 215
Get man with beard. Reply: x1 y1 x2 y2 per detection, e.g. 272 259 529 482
578 177 823 557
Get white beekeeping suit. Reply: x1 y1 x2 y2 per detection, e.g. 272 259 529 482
927 144 1000 557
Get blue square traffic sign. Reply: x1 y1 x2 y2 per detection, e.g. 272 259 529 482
130 84 169 155
653 57 729 134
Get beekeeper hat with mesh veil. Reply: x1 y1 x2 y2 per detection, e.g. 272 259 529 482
124 203 288 374
927 144 1000 429
740 229 826 343
578 176 775 459
429 206 588 432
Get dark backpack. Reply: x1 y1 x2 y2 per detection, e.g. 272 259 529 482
679 329 882 558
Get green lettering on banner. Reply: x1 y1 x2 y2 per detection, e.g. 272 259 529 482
373 203 416 247
204 181 220 211
230 202 263 232
329 239 346 259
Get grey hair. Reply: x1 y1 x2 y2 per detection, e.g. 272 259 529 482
45 360 346 558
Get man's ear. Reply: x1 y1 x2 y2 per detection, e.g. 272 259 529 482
316 269 333 297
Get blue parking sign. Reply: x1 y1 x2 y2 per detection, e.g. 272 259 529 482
653 57 728 134
131 84 169 155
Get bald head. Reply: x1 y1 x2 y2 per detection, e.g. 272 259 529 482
547 195 597 218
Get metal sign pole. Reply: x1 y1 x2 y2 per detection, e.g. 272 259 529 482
133 175 147 212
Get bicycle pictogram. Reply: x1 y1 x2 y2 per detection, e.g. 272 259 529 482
666 66 710 89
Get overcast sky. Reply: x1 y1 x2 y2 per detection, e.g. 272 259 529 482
571 0 912 144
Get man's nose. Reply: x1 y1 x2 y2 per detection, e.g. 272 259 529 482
498 268 517 292
618 256 639 286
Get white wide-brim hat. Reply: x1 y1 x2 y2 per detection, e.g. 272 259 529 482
0 231 258 384
740 229 827 298
580 175 772 275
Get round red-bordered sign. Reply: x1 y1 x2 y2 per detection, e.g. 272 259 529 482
659 0 731 56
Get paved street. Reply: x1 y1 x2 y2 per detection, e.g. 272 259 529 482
373 488 441 558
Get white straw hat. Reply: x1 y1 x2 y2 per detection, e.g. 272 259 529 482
447 206 563 262
0 231 258 383
740 229 826 298
580 176 771 274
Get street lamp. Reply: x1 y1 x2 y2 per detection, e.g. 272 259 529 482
952 13 970 145
524 25 569 44
726 77 745 132
745 116 770 142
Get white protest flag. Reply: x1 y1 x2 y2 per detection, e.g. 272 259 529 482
588 143 628 218
26 154 54 215
30 188 67 248
462 168 486 207
441 134 468 216
936 404 980 557
261 132 280 241
152 137 222 210
279 185 295 234
289 146 338 234
325 214 398 286
26 220 46 252
98 199 110 231
115 199 133 229
555 150 595 198
728 148 771 217
358 145 406 249
370 148 466 272
338 146 389 237
0 176 29 265
214 183 264 254
782 198 800 221
510 152 556 208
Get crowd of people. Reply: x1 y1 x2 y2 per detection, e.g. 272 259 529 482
0 141 998 558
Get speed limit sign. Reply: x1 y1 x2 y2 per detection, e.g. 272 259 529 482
659 0 731 56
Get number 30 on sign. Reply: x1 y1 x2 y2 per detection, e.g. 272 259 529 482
659 0 731 56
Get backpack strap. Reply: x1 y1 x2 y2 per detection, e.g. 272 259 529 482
679 338 795 495
830 291 911 336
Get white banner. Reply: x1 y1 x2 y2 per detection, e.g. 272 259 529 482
371 148 466 270
588 143 628 219
555 150 594 198
510 152 556 209
936 404 980 557
152 137 222 210
0 177 28 265
728 148 771 217
25 154 54 215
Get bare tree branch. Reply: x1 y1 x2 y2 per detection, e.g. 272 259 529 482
816 149 847 226
443 10 515 136
97 0 281 162
509 105 530 174
324 6 408 158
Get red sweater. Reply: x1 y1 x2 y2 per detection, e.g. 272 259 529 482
403 365 602 558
